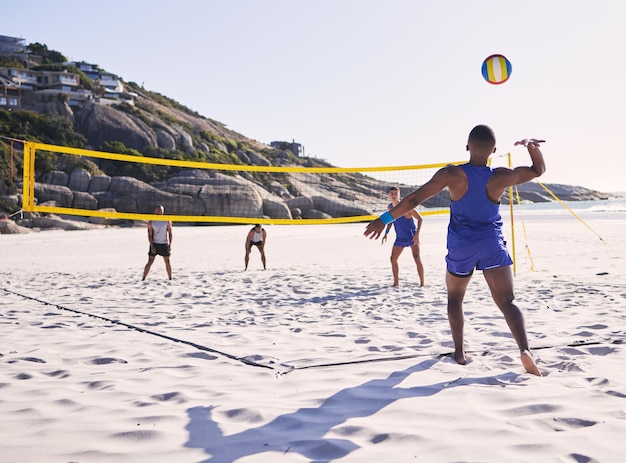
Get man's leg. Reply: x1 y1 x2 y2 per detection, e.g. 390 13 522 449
142 255 155 281
390 246 403 286
445 271 472 365
163 256 172 280
483 266 541 376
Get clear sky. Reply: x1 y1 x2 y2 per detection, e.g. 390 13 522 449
4 1 625 192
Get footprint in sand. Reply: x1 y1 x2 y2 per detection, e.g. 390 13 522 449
87 357 128 365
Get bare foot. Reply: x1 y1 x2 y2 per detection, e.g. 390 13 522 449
453 349 467 365
521 350 542 376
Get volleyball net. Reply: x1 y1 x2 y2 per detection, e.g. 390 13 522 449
21 141 464 225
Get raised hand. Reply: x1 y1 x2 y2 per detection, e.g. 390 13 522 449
514 138 545 148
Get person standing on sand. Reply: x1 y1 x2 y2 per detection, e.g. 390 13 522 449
364 125 545 376
142 205 173 281
245 224 267 270
381 186 425 287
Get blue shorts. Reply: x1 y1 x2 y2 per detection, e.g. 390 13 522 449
394 238 415 247
445 237 512 277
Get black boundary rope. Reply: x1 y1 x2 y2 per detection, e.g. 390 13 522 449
2 288 624 375
2 288 275 372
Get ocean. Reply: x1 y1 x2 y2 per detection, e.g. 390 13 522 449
506 193 626 216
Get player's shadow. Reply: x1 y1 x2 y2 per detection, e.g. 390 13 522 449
185 359 525 462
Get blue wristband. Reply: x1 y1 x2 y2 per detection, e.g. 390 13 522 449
380 211 395 225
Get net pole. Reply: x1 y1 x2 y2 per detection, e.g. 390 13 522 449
507 153 517 276
10 140 14 184
29 142 36 211
22 142 33 211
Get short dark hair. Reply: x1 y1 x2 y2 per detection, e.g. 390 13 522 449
468 125 496 148
388 186 399 193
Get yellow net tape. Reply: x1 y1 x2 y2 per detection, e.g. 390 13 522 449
22 141 462 224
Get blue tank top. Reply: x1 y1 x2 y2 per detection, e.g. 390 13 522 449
390 203 416 242
447 163 503 248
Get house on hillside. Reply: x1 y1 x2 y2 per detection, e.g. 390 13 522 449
70 61 136 105
0 74 20 108
270 139 303 157
0 35 137 110
74 61 100 80
0 66 84 107
0 35 26 54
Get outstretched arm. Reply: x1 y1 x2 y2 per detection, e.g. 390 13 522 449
365 167 452 240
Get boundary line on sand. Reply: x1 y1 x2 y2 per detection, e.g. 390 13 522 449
2 288 623 376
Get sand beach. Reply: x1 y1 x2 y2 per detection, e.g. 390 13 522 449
1 210 625 462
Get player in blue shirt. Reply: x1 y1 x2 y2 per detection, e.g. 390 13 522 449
365 125 545 376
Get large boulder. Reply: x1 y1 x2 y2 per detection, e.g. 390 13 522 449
301 209 332 219
262 198 292 219
72 191 98 210
109 176 202 215
172 124 194 153
155 129 176 150
30 214 102 230
199 184 263 218
74 101 157 151
285 196 315 214
270 181 292 198
42 170 69 186
88 208 128 226
34 183 73 207
247 151 271 167
0 220 33 234
88 175 112 192
68 168 91 192
312 195 371 217
23 93 74 118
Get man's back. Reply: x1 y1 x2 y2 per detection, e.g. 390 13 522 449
448 163 503 247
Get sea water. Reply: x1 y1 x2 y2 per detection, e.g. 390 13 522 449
506 193 626 216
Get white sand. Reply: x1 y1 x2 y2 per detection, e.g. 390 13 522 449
1 213 625 462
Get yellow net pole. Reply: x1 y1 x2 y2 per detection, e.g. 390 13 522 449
507 153 517 275
22 142 35 212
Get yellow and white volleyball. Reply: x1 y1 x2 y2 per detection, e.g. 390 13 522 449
481 54 512 85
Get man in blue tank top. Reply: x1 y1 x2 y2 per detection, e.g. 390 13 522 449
364 125 546 376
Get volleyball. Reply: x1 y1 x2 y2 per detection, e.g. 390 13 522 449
481 54 512 85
